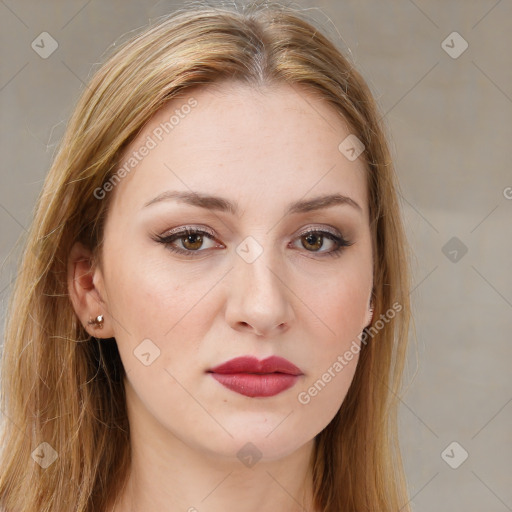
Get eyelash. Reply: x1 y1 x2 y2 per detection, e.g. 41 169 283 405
154 225 354 259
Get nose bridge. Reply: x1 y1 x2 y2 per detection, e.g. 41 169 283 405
241 244 282 296
226 234 293 335
239 237 287 303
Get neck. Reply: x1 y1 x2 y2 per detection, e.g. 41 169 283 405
117 459 315 512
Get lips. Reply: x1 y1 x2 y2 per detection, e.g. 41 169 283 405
208 356 303 398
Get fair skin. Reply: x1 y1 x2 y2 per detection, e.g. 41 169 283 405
68 81 374 512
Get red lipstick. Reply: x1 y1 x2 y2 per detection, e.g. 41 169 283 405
208 356 303 398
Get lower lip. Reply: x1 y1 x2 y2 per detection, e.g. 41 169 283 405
210 373 300 397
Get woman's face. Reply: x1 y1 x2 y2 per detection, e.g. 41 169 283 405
90 82 373 460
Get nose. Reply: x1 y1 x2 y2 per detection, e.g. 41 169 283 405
224 249 294 338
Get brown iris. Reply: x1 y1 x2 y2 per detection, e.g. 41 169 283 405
302 232 323 251
182 232 204 250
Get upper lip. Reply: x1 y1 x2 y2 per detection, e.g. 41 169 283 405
208 356 303 375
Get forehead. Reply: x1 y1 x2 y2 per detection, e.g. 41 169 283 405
109 81 368 220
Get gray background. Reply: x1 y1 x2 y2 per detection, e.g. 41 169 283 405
1 1 511 510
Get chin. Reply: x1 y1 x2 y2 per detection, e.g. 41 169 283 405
202 420 315 462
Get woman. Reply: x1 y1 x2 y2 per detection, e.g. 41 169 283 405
0 1 413 510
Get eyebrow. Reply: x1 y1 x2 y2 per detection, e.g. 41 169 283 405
143 190 363 216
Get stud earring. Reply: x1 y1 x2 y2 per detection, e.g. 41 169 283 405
87 314 104 329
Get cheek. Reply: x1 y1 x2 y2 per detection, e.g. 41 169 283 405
103 250 222 387
298 258 371 341
320 284 367 333
105 249 216 335
291 260 370 423
105 258 219 438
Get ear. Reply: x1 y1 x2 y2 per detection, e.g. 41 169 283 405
364 291 374 328
67 241 114 339
364 303 374 328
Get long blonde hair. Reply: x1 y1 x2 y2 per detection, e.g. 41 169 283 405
0 1 412 510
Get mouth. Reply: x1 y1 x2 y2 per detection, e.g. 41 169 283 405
207 356 303 398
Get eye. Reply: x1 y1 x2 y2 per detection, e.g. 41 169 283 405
154 226 221 256
153 225 353 258
291 228 353 258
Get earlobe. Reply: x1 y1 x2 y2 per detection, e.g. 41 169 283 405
67 241 113 338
